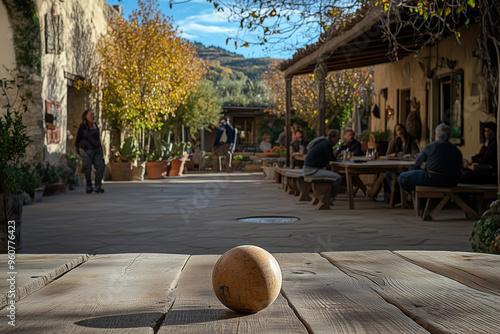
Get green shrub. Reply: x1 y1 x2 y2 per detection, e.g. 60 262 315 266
470 195 500 254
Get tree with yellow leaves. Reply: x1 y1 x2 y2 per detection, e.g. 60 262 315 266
97 0 205 138
262 60 374 132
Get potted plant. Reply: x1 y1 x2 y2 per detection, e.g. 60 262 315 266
110 136 141 181
168 141 191 176
64 151 80 190
231 155 247 171
37 163 63 196
470 194 500 254
146 131 172 179
0 77 32 251
20 163 44 203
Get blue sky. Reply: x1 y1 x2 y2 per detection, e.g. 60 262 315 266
106 0 295 59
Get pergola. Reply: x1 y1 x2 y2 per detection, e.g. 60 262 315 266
278 7 430 166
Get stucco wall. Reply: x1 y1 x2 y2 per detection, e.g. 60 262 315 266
36 0 118 164
373 24 495 159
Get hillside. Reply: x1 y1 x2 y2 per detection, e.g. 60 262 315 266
193 42 278 82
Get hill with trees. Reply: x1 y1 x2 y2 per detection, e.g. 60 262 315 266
192 42 279 82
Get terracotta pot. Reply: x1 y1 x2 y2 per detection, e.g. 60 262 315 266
168 158 187 176
146 161 169 179
185 161 195 171
0 193 22 252
130 162 146 181
110 162 132 181
231 160 243 171
43 183 63 196
274 170 281 183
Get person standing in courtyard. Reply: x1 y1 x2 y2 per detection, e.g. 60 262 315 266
398 123 462 193
76 109 105 194
303 129 342 203
212 116 236 172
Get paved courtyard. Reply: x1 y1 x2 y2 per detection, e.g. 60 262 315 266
20 172 476 255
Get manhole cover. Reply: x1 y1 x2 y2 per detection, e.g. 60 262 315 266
238 216 299 224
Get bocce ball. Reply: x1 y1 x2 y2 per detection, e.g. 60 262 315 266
212 245 282 314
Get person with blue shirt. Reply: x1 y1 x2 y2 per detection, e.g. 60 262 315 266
398 123 463 193
212 116 236 172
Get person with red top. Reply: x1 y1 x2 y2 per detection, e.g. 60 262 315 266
461 122 497 184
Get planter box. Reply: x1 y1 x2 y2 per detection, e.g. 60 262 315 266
43 183 63 196
29 187 45 203
146 161 169 179
243 164 263 171
130 162 146 181
110 162 132 181
0 193 22 252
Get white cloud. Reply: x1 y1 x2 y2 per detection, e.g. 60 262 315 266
180 22 237 35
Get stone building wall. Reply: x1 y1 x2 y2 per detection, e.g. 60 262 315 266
0 0 120 165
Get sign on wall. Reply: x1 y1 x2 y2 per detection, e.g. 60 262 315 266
46 100 61 144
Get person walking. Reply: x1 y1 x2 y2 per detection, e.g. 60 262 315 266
75 109 105 194
212 116 236 172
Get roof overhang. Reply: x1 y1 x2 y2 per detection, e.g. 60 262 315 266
279 9 441 77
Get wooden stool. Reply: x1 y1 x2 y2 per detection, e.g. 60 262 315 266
304 177 335 210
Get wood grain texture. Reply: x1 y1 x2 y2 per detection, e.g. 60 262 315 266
0 253 188 333
395 251 500 296
322 250 500 334
0 254 90 308
158 255 307 334
275 253 427 334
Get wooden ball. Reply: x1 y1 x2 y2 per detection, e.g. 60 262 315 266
212 245 282 314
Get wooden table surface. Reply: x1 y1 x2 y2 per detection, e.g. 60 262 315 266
331 160 415 209
1 251 499 333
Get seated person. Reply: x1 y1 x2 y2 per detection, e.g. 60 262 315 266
259 133 272 152
334 129 363 158
461 122 497 184
291 130 309 156
398 123 463 193
303 129 342 203
386 123 420 157
384 123 420 204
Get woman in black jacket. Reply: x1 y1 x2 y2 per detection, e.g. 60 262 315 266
75 109 105 193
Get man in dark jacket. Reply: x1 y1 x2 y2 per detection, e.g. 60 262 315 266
303 129 342 202
398 123 463 193
334 129 363 158
212 117 236 172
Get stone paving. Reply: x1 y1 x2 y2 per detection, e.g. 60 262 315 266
20 171 476 255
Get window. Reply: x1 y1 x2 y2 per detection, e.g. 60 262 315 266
438 70 464 145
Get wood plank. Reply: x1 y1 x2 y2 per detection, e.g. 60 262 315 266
0 253 188 333
395 251 500 296
158 255 307 334
322 250 500 334
0 254 90 308
274 253 427 334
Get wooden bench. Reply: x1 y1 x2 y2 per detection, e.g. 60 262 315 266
414 184 497 220
303 177 336 210
283 171 312 201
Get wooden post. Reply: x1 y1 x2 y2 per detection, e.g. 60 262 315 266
285 76 292 167
315 62 327 137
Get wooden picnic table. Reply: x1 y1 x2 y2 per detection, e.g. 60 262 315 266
1 251 499 333
330 159 414 209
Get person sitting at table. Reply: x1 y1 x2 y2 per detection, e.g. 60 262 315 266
386 123 420 157
291 130 309 156
461 122 497 184
259 133 272 152
303 129 342 203
334 129 363 158
398 123 463 193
